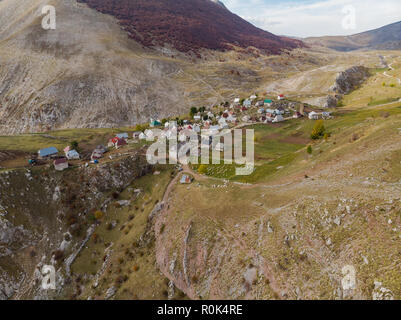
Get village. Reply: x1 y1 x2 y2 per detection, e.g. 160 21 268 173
27 93 332 175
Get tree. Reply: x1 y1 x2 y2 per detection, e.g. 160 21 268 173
70 140 79 150
198 164 207 174
190 107 198 117
199 106 206 113
307 145 312 154
203 115 209 121
94 211 103 220
311 120 325 140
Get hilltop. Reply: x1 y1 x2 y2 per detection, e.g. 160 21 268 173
76 0 303 55
305 21 401 51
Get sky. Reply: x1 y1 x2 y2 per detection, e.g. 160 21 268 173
221 0 401 38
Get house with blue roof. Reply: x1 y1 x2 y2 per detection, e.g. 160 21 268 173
38 147 58 159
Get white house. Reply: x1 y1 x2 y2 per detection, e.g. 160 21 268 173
274 108 284 115
250 94 257 101
234 98 240 104
139 132 146 140
308 111 321 120
272 115 284 123
243 99 252 108
66 150 80 160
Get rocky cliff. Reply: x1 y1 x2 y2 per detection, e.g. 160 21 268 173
321 65 370 108
331 66 370 95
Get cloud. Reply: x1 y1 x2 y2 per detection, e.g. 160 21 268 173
221 0 401 37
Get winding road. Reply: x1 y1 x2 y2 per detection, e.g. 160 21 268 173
383 61 401 84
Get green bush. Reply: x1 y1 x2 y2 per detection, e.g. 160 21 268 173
190 107 198 117
307 145 312 154
70 140 79 150
198 164 207 174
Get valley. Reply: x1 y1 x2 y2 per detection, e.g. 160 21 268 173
1 52 401 300
1 0 401 302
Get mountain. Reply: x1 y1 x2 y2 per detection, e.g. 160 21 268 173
0 0 303 134
305 21 401 51
210 0 227 9
76 0 303 55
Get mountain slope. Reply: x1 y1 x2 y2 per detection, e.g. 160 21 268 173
0 0 306 134
306 21 401 51
77 0 303 55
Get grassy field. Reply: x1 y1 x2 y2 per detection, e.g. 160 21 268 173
0 128 140 153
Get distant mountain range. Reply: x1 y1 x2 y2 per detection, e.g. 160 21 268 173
77 0 304 55
305 21 401 51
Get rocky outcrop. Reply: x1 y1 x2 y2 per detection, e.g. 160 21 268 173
320 66 370 108
331 66 370 95
323 94 343 108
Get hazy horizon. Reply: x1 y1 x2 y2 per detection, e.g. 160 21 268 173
221 0 401 38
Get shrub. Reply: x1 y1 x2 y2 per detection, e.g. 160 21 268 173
307 145 312 155
311 120 325 140
70 140 79 150
198 164 207 174
94 211 103 220
190 107 198 117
